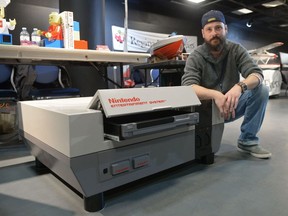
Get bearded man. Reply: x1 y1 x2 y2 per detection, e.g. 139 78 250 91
181 10 271 159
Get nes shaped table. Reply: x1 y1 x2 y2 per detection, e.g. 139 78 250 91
18 86 224 212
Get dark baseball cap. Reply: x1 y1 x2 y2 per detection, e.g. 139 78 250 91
201 10 226 28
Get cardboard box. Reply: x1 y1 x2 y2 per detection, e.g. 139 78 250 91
62 25 74 49
60 11 74 49
60 11 73 26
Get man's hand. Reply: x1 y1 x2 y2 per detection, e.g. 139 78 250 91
223 84 242 120
212 91 227 118
191 84 241 120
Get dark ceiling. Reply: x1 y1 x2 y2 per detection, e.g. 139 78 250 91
176 0 288 34
141 0 288 37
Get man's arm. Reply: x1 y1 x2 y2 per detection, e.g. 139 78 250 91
224 73 261 119
192 84 227 117
241 72 263 90
192 84 221 100
192 72 261 120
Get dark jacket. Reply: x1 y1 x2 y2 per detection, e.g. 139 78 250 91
181 40 263 93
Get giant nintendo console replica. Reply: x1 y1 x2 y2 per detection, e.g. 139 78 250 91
18 86 224 212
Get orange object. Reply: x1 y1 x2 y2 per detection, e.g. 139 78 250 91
74 40 88 49
150 35 184 60
153 40 183 60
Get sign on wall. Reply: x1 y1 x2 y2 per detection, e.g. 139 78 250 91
111 25 197 53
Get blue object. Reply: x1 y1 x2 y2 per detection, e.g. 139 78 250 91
0 64 12 83
29 88 80 98
29 65 80 99
74 21 80 31
0 64 17 99
201 10 226 28
34 65 59 83
44 38 64 48
0 34 12 45
225 85 269 146
150 69 160 86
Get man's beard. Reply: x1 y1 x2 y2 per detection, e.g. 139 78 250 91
205 36 226 52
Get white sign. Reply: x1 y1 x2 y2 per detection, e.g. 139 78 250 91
183 36 198 53
111 25 197 53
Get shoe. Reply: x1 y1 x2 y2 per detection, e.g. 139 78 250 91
237 144 272 159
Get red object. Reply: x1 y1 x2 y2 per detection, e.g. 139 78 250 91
124 79 135 88
41 24 63 41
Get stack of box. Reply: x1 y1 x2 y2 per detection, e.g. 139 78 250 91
73 21 88 49
73 21 80 41
60 11 74 49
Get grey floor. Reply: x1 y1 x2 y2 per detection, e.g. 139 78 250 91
1 91 288 216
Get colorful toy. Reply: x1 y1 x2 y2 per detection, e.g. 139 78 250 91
38 12 63 41
0 0 16 44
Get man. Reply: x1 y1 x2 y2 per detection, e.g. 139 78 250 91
181 10 271 159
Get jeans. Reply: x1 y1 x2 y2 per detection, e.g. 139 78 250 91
225 84 269 146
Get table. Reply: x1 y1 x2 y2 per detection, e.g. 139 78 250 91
132 60 186 87
0 45 151 87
